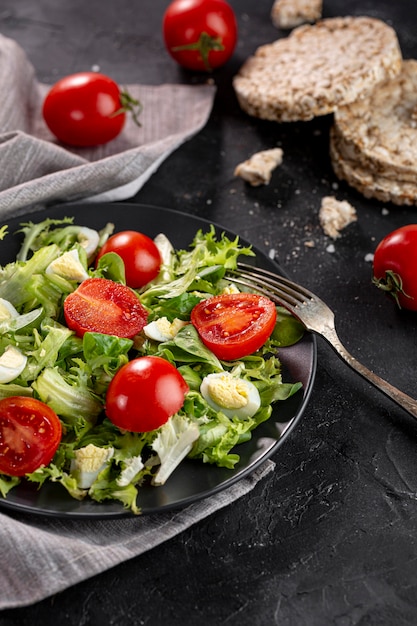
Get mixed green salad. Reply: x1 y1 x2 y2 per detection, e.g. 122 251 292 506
0 217 304 514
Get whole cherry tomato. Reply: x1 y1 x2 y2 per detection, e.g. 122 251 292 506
0 397 62 476
191 292 277 360
373 224 417 311
95 230 162 288
42 72 142 147
105 356 189 432
163 0 238 72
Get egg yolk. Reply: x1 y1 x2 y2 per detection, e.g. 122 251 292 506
207 375 249 410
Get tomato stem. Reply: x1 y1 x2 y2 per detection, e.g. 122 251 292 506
171 31 225 72
112 90 143 126
372 269 413 308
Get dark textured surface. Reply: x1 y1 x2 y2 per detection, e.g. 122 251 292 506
1 1 417 624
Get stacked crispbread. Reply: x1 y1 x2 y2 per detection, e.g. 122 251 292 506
330 60 417 205
233 15 417 205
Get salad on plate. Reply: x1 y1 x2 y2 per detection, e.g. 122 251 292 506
0 217 304 514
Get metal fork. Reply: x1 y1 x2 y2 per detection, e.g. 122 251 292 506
228 262 417 420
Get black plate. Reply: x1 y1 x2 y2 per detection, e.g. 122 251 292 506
0 203 317 518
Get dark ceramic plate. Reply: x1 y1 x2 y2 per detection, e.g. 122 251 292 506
0 203 316 518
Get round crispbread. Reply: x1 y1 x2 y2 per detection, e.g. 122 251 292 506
330 128 417 206
332 60 417 184
233 16 402 122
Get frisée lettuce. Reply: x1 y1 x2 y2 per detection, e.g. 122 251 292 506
0 218 304 514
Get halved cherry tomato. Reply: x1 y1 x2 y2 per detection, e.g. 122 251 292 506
63 277 148 338
42 72 142 147
0 396 62 476
163 0 238 72
373 224 417 311
105 356 189 432
191 293 277 360
95 230 162 288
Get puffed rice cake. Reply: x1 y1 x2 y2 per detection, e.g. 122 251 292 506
330 129 417 206
331 59 417 186
233 16 402 122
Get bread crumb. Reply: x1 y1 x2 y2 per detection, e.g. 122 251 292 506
319 196 357 239
271 0 322 29
234 148 283 186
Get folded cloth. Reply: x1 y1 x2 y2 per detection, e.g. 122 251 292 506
0 34 216 218
0 460 274 609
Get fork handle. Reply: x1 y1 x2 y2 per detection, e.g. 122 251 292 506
323 328 417 419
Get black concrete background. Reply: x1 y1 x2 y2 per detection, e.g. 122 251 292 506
1 1 417 624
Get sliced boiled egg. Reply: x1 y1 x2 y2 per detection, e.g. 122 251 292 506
200 372 261 419
0 298 19 321
143 316 188 343
46 249 89 282
0 345 27 383
77 226 100 258
70 444 114 489
221 283 240 295
0 299 43 332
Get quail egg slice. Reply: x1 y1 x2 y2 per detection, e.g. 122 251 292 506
221 283 240 295
0 345 27 383
0 298 19 321
70 444 114 489
77 226 100 258
200 372 261 419
46 249 89 282
143 317 188 342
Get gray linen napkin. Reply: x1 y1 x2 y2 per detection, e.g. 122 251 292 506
0 33 216 217
0 460 274 609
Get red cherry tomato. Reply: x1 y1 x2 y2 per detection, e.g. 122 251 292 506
0 396 62 476
63 277 149 338
191 293 277 360
163 0 238 72
95 231 162 288
42 72 141 147
105 356 189 432
373 224 417 311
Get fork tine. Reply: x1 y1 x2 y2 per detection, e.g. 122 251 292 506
230 274 300 310
237 263 313 303
227 262 312 317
